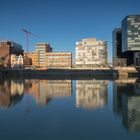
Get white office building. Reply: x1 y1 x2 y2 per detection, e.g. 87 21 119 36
75 38 107 67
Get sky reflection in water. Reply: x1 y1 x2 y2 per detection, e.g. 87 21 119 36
0 78 140 140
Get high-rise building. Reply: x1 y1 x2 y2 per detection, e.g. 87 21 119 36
33 43 52 69
112 28 127 66
122 15 140 65
0 41 23 67
75 38 107 67
113 15 140 66
122 15 140 52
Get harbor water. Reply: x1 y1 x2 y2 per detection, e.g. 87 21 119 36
0 78 140 140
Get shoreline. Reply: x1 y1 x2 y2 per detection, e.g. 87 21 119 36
1 67 140 79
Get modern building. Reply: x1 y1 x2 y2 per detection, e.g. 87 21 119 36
122 15 140 52
75 38 107 67
112 28 127 66
0 41 23 67
46 52 72 68
122 15 140 66
113 15 140 66
33 43 52 69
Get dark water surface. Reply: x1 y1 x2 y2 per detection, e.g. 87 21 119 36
0 78 140 140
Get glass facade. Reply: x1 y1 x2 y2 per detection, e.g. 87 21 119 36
112 28 127 66
113 28 122 59
122 15 140 52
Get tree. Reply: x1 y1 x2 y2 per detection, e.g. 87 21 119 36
0 57 5 68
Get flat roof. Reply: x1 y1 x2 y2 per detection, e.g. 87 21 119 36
36 43 50 45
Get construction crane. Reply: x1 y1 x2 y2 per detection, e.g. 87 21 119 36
22 29 39 114
22 29 38 52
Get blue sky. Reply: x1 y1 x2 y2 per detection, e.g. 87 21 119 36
0 0 140 63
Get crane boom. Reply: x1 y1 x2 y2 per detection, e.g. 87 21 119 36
22 29 38 52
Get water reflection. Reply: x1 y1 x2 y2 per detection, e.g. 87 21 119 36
113 78 140 132
1 78 140 134
0 79 109 110
0 79 72 107
76 80 108 109
24 80 72 105
0 80 24 108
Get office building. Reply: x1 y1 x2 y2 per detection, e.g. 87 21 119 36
122 15 140 65
34 43 52 69
46 52 72 68
113 15 140 66
76 38 107 67
112 28 127 66
0 41 23 67
122 15 140 52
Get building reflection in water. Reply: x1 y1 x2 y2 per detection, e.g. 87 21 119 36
0 80 24 108
113 78 140 132
76 80 108 109
24 80 72 105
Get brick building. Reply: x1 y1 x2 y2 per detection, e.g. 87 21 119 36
0 41 23 67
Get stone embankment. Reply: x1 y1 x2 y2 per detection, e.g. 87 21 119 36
2 67 140 78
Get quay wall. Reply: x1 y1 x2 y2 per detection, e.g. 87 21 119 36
4 69 117 78
2 67 140 78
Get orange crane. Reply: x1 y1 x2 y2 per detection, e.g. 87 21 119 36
22 29 38 52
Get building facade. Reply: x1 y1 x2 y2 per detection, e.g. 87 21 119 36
23 52 33 68
33 43 52 69
46 52 72 68
122 15 140 66
112 28 127 66
113 15 140 66
11 54 24 69
0 41 23 67
75 38 107 67
122 15 140 52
